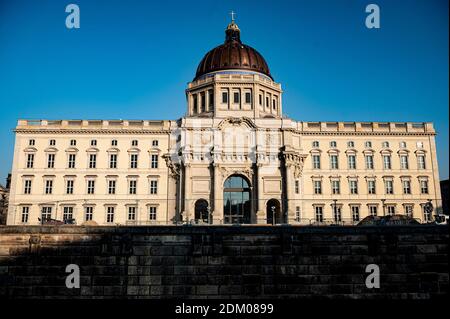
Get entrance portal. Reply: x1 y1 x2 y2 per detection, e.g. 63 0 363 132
266 199 282 224
223 175 251 224
194 199 209 223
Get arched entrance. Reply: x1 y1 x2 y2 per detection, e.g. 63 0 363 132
266 199 281 225
223 175 251 224
194 199 209 223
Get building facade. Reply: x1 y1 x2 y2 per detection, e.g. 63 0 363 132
0 174 10 225
7 20 442 226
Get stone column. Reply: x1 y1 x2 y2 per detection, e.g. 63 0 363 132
256 163 266 224
184 163 192 223
285 163 294 224
213 164 223 224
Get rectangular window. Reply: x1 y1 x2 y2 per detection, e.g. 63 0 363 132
130 154 138 168
420 180 429 194
151 154 158 169
349 180 358 194
45 180 53 194
26 154 34 168
106 206 115 223
108 180 116 194
417 155 426 169
41 206 52 221
200 92 206 112
47 154 55 168
423 205 431 222
89 154 97 169
128 206 136 221
87 180 95 194
314 181 322 194
109 154 117 169
293 180 300 194
193 95 198 113
149 206 157 221
259 94 262 106
387 205 395 216
21 206 29 223
404 205 413 218
402 180 411 194
208 90 214 110
315 206 323 223
312 155 321 169
70 139 76 146
369 205 378 217
68 154 76 168
24 180 32 194
150 180 158 194
129 180 137 194
63 206 73 222
351 206 360 222
365 155 374 169
400 155 409 169
295 206 301 222
331 180 340 194
152 140 159 147
66 180 74 194
348 155 356 169
367 180 376 194
222 92 228 104
333 206 342 222
385 180 394 194
85 206 94 221
330 155 339 169
90 140 97 146
29 139 35 146
233 92 240 104
383 155 392 169
245 92 251 104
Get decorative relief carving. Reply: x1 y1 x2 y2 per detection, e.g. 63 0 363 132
283 152 307 178
218 165 254 181
217 117 257 129
163 154 180 178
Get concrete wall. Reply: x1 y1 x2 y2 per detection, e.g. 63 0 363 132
0 225 448 299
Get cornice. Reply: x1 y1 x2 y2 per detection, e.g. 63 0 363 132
293 131 436 137
14 129 170 135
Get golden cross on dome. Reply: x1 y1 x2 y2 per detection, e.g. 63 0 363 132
229 10 236 22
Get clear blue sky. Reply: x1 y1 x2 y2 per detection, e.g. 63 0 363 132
0 0 448 183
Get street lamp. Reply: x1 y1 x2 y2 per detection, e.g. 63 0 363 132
271 206 276 226
207 207 211 225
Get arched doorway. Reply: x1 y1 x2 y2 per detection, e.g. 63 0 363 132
223 175 251 224
194 199 209 223
266 199 281 225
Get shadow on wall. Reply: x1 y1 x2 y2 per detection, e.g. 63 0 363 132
0 225 448 299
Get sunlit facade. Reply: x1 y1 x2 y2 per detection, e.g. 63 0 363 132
7 20 442 226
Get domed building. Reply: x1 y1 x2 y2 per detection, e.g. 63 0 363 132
6 18 442 226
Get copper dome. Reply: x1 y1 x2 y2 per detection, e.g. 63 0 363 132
194 21 272 81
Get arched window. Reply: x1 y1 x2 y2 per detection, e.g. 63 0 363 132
223 175 251 224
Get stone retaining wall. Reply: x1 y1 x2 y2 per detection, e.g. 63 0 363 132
0 225 448 299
